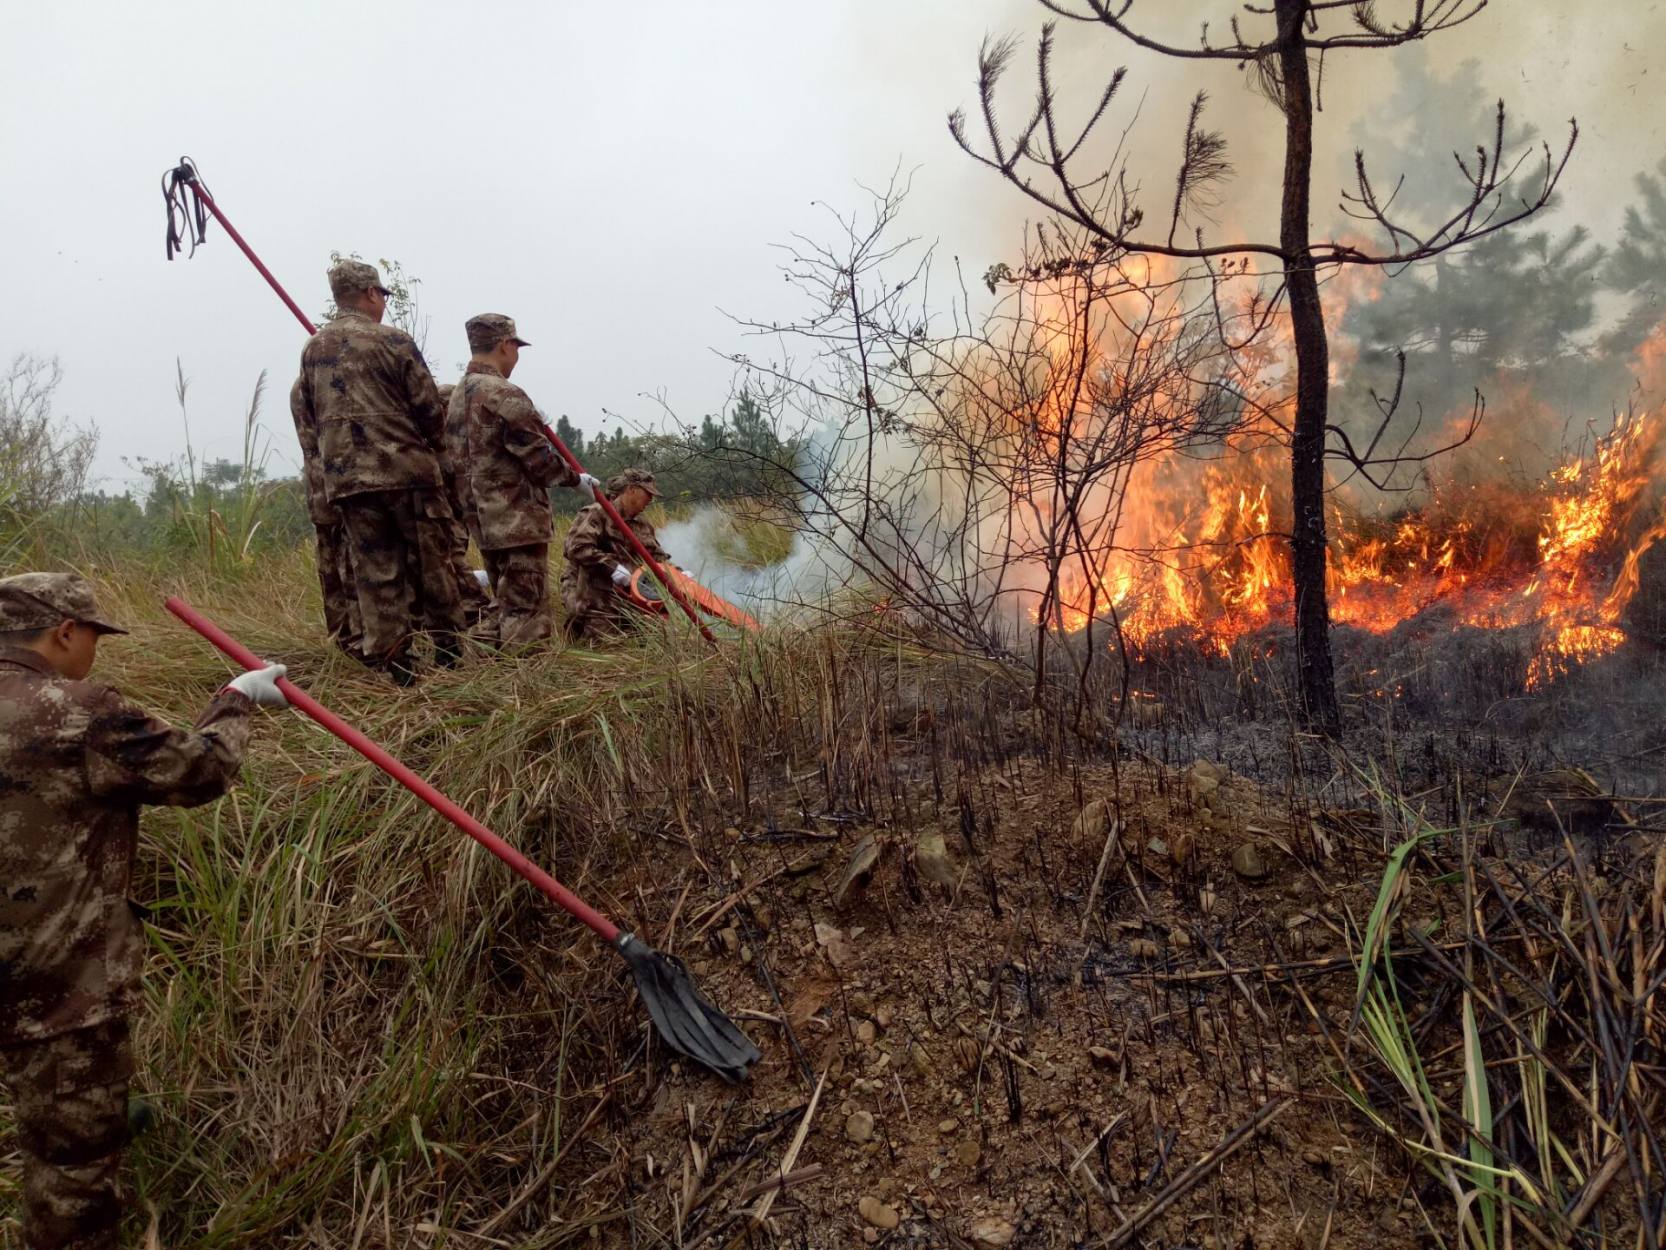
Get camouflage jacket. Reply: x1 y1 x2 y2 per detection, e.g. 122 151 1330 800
441 382 476 538
559 503 670 603
456 361 577 550
0 648 252 1044
288 375 338 528
434 382 467 530
298 310 447 502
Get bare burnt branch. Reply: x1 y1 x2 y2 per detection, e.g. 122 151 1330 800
1307 0 1491 48
1041 0 1268 59
1333 105 1579 266
1325 357 1485 493
713 184 1257 700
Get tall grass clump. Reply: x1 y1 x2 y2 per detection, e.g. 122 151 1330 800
1339 766 1665 1249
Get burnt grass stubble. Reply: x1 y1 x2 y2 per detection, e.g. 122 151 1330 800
450 606 1661 1247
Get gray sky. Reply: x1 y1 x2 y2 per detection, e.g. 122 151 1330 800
3 1 1661 493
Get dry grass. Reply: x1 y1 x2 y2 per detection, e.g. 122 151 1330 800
1 542 990 1247
2 537 1659 1248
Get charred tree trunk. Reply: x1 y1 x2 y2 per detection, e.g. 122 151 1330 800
1275 0 1340 729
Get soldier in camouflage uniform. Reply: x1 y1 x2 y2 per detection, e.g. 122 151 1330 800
0 573 286 1250
453 314 598 649
288 376 362 658
560 467 672 641
434 381 492 631
297 259 464 683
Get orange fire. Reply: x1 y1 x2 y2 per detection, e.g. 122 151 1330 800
1022 275 1666 685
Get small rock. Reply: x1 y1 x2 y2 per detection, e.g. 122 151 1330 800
968 1216 1017 1249
1088 1045 1120 1068
874 1006 893 1031
815 922 855 968
938 1117 959 1134
1191 758 1228 783
954 1138 982 1167
1128 938 1160 959
1168 928 1192 949
1128 697 1165 727
916 831 958 887
953 1036 983 1072
1231 842 1269 880
858 1196 900 1230
855 1020 877 1044
1186 762 1222 805
909 1042 932 1076
1199 884 1218 914
1072 798 1113 845
752 905 774 933
1302 1148 1326 1167
787 846 832 876
1170 830 1196 866
834 834 883 907
718 927 740 955
1145 836 1169 859
846 1110 875 1143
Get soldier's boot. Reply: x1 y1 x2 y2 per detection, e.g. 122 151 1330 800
387 653 422 687
127 1096 156 1138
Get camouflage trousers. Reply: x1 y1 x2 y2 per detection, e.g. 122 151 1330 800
314 521 363 657
482 543 554 650
560 573 639 643
448 517 492 631
335 488 465 669
0 1019 132 1250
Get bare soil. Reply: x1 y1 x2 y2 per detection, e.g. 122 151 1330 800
505 747 1451 1249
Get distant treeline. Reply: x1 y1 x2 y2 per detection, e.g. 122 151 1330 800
30 390 800 562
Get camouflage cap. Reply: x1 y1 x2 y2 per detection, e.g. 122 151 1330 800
606 467 661 498
328 258 389 301
465 313 531 354
0 572 128 635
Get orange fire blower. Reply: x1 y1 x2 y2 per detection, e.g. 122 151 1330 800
617 566 761 633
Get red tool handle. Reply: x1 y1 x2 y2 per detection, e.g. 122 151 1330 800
166 597 623 944
537 424 715 642
184 178 318 335
179 171 714 643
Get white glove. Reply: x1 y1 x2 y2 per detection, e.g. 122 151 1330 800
578 472 601 501
225 664 288 707
611 565 632 589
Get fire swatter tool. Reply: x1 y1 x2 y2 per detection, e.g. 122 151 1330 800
160 156 717 643
166 597 760 1082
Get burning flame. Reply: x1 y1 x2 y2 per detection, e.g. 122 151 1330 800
1022 275 1666 686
